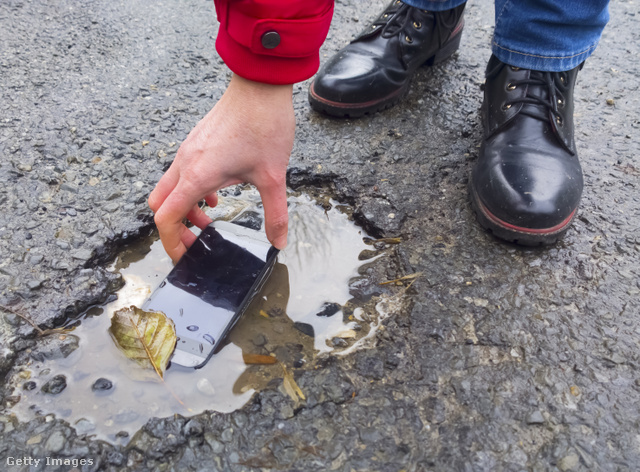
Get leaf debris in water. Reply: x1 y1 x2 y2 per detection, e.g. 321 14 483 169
109 306 177 380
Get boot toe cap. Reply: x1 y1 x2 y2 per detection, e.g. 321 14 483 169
473 154 583 231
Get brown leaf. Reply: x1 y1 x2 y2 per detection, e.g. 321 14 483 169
109 306 176 380
243 353 277 365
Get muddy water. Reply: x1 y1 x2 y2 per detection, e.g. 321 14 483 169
7 188 396 442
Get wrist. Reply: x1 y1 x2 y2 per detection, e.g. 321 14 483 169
229 73 293 104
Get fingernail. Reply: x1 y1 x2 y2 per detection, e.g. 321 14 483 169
273 236 287 250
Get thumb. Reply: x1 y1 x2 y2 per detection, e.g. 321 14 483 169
257 179 289 250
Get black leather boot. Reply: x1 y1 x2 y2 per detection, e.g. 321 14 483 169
470 54 584 245
309 0 466 117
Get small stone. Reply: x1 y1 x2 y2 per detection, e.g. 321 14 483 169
31 334 79 361
60 183 79 194
103 202 120 213
315 302 341 318
71 249 93 261
27 434 42 445
293 322 314 337
92 378 113 392
197 378 216 396
88 177 100 186
558 453 580 471
252 334 267 347
29 254 44 264
18 164 33 172
74 418 96 435
606 98 615 106
45 430 66 453
41 375 67 394
526 410 545 425
204 433 225 453
23 381 37 391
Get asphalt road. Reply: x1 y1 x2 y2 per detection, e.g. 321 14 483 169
1 0 639 470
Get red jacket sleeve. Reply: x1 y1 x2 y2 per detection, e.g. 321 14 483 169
214 0 334 85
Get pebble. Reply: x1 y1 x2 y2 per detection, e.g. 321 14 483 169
526 410 545 425
45 430 66 453
315 302 341 318
41 375 67 394
558 453 580 471
71 249 93 261
252 334 267 347
92 377 113 391
293 322 314 338
74 418 96 434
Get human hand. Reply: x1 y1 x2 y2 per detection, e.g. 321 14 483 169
148 74 294 262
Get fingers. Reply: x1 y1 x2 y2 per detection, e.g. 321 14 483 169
257 178 289 250
186 203 213 230
148 166 179 212
153 181 205 262
204 192 218 208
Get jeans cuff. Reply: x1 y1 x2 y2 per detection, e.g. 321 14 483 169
402 0 466 12
491 40 598 72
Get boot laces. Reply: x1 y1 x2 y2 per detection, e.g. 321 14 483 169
504 70 566 126
363 1 458 48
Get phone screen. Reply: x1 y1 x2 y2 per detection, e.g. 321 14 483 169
143 222 277 368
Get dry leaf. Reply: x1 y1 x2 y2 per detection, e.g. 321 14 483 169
281 364 305 402
243 353 277 365
109 306 176 380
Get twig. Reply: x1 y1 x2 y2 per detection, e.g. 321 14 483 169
0 304 70 336
379 272 423 285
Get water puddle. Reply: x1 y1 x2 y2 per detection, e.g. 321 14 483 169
4 187 400 442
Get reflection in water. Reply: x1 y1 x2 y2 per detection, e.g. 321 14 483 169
6 189 391 442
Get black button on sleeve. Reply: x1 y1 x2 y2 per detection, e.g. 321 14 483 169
261 31 281 49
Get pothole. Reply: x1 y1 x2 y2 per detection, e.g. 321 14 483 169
4 186 406 442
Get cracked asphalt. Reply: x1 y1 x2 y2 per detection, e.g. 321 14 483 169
1 0 640 470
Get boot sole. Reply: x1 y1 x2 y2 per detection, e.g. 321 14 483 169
469 182 577 246
309 24 464 118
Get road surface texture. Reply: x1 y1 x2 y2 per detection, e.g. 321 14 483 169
1 0 639 470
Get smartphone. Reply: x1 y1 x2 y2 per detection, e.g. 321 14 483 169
142 220 278 368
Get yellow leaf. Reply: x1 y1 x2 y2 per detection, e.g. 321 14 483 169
282 364 305 401
109 306 176 380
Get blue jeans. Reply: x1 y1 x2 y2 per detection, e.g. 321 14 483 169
404 0 610 71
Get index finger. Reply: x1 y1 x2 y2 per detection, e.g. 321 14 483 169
153 180 212 262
